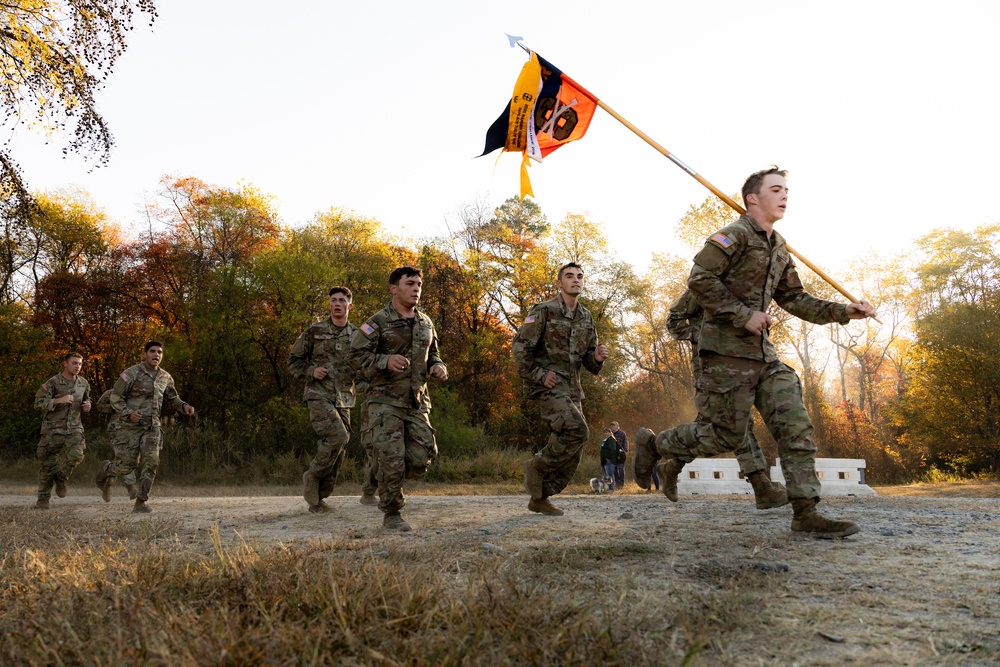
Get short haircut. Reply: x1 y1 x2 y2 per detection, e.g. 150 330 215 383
557 262 583 280
144 341 163 352
741 166 788 208
389 266 422 285
603 427 612 433
62 351 83 362
610 421 619 427
329 286 353 300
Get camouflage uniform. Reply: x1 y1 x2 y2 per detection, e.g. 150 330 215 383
106 363 189 502
95 390 136 493
350 303 444 514
667 291 768 475
34 373 91 502
358 387 379 498
287 319 357 499
513 296 604 498
656 214 849 501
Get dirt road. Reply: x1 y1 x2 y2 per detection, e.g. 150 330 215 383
3 489 998 665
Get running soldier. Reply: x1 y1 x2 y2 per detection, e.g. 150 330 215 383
33 352 91 509
350 266 447 532
287 286 358 513
513 262 609 516
648 167 875 538
96 341 195 513
634 290 788 509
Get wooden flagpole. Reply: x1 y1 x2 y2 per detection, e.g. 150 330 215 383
517 41 869 311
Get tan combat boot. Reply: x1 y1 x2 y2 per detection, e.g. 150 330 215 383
54 476 68 498
95 460 113 503
522 458 544 500
132 499 152 514
359 492 378 506
633 427 658 490
383 512 411 532
746 471 789 509
527 496 564 516
308 500 331 514
790 498 859 538
657 459 685 502
34 498 50 510
302 471 320 507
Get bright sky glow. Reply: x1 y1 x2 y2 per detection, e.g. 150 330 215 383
10 0 1000 278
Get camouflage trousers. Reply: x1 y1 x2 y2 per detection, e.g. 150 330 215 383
36 430 86 501
359 401 378 497
532 394 590 498
108 425 163 502
367 402 437 514
658 354 820 500
306 400 350 500
690 353 768 476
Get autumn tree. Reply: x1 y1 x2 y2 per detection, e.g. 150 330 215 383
0 0 157 195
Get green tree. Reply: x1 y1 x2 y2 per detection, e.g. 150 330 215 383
896 223 1000 475
453 196 553 328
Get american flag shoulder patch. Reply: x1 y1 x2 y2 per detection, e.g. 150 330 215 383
120 372 130 382
361 323 375 336
523 315 535 324
710 233 734 249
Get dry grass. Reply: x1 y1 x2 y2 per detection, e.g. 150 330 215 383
872 480 1000 498
1 490 997 666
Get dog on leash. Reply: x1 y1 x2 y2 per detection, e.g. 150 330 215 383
589 476 614 494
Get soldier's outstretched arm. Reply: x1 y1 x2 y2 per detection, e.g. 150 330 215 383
772 262 849 326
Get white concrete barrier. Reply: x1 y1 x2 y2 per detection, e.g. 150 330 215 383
674 457 876 497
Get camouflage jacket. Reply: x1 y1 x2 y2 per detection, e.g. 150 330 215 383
110 362 188 428
287 318 358 407
350 303 444 411
34 373 91 434
512 296 603 401
688 214 849 362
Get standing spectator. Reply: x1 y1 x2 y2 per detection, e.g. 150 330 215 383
33 352 91 509
610 421 628 489
599 427 618 491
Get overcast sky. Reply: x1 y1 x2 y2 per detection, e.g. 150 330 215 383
11 0 1000 281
